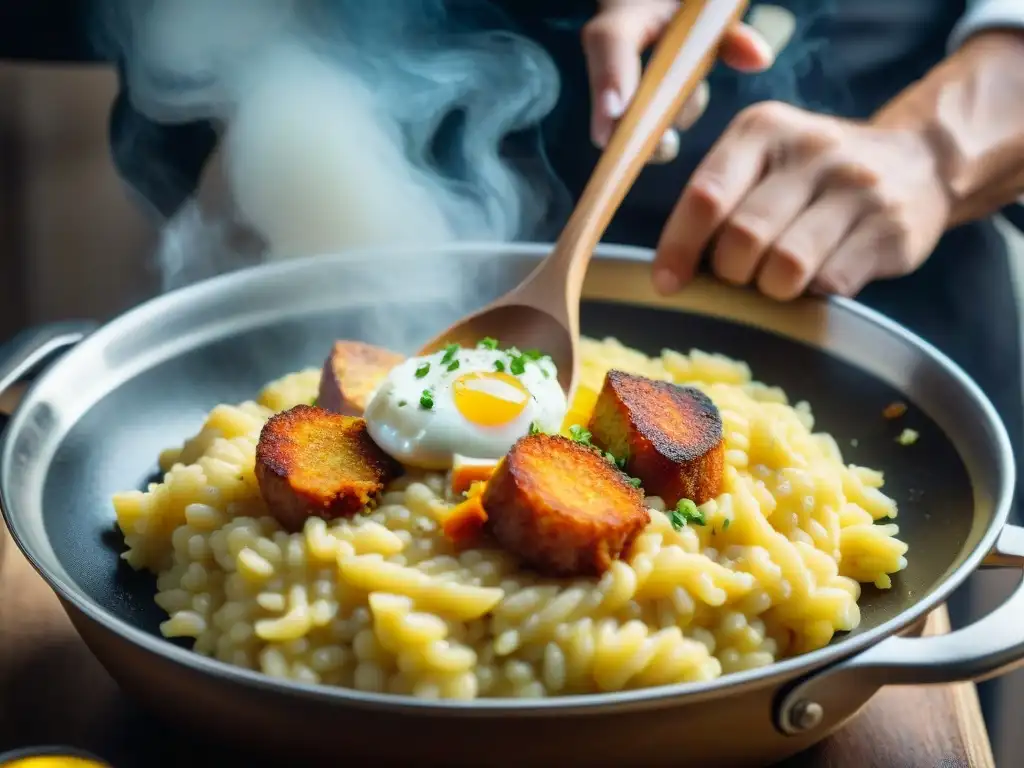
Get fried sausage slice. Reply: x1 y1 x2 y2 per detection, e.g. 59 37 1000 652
587 370 724 507
255 404 402 531
482 434 649 577
317 341 404 415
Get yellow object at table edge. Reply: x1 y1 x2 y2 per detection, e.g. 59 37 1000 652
0 750 110 768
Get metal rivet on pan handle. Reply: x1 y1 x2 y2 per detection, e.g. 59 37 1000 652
780 699 824 733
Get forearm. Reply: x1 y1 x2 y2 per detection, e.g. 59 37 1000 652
872 30 1024 226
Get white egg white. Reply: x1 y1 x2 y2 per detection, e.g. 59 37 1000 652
364 345 567 469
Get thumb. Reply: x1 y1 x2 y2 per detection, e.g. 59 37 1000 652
582 4 676 148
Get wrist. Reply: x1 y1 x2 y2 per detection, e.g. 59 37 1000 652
870 30 1024 225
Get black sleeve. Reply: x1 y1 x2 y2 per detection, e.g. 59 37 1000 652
0 1 98 62
108 70 219 219
1004 203 1024 233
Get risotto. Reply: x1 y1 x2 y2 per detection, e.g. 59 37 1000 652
112 337 909 698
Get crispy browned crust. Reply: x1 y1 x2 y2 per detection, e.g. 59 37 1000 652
255 404 402 531
317 341 405 415
482 434 649 577
587 370 724 507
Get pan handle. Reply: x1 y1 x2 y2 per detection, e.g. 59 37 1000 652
0 321 99 420
775 522 1024 735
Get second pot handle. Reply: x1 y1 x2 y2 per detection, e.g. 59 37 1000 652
0 321 99 406
775 522 1024 734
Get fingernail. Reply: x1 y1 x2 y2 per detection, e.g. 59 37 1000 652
746 6 796 56
600 88 625 120
650 130 680 164
674 80 710 132
593 89 625 148
653 268 681 295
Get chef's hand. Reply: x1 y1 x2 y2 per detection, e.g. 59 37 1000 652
583 1 777 154
650 103 952 299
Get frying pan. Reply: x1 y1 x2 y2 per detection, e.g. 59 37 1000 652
2 243 1023 768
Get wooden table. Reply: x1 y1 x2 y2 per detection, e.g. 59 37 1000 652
0 385 996 768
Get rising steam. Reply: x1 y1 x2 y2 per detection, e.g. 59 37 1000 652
97 0 567 290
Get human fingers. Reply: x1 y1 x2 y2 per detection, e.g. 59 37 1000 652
717 21 776 73
709 165 821 285
582 2 678 147
652 106 778 291
662 12 791 159
755 189 864 300
806 220 886 297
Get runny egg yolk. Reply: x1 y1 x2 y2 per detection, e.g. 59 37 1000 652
453 371 530 427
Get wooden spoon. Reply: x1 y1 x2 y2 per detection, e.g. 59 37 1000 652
419 0 750 395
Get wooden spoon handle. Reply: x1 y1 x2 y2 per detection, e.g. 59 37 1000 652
528 0 749 306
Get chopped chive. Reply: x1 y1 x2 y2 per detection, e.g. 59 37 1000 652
669 499 705 531
523 349 544 360
568 424 592 445
509 356 526 375
478 337 499 350
528 422 543 435
494 360 506 373
441 343 460 365
723 518 731 530
420 389 434 409
628 476 642 488
415 363 430 379
446 359 461 372
310 397 318 406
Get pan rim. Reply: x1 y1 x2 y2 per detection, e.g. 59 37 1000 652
0 241 1015 716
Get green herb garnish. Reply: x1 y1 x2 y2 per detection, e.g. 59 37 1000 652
528 422 543 436
523 349 544 360
628 476 642 488
723 518 731 530
446 359 461 372
509 355 527 375
669 498 705 531
478 337 499 350
441 344 460 365
420 389 435 409
494 360 506 373
415 363 431 379
310 397 319 406
398 400 407 407
568 424 593 445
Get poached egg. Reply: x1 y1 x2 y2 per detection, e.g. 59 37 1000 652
364 342 567 469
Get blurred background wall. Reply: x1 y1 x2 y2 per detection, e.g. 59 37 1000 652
0 62 157 342
1 59 1024 765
